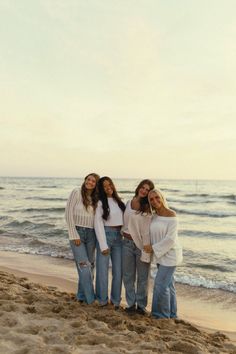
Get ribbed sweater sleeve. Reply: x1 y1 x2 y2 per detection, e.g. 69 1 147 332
152 218 178 260
65 189 80 240
94 202 108 252
141 215 152 245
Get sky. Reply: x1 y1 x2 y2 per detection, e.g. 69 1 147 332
0 0 236 180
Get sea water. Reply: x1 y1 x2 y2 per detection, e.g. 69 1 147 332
0 177 235 293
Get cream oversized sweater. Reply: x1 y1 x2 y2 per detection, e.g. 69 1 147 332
127 212 152 250
150 215 183 266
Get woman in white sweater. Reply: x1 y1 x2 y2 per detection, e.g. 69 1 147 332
95 176 125 309
146 189 183 319
65 173 100 304
122 179 154 315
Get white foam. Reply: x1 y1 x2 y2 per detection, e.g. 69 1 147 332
150 268 236 293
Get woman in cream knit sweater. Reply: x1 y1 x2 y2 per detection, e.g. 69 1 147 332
65 173 99 304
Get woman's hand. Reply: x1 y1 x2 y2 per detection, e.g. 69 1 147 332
143 244 153 253
102 248 110 256
74 239 81 247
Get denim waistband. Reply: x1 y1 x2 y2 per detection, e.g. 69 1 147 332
104 226 121 231
76 226 94 231
122 232 133 240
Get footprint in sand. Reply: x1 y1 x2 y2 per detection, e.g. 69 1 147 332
26 306 37 313
2 315 18 328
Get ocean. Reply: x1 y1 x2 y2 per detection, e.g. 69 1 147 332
0 177 236 293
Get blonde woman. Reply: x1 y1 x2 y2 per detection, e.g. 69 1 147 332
146 189 183 319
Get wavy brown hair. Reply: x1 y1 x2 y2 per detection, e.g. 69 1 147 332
81 173 100 211
134 179 155 213
98 176 125 220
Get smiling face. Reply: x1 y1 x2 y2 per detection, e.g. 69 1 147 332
149 191 163 211
138 183 151 198
103 179 114 197
84 174 97 191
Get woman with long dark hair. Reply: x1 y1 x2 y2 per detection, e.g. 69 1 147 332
95 176 125 309
65 173 100 304
122 179 154 315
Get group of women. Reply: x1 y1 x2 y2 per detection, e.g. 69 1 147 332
65 173 183 319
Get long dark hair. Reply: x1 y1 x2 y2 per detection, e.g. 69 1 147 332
81 173 100 211
98 176 125 220
134 179 155 213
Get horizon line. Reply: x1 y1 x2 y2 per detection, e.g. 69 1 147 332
0 175 236 182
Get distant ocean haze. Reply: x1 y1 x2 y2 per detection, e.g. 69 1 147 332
0 177 236 293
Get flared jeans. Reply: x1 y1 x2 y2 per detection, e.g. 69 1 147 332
152 264 177 319
96 227 122 306
122 238 150 309
70 226 96 304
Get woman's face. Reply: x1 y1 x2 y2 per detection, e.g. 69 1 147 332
138 183 151 198
103 179 113 197
84 175 97 191
149 191 162 210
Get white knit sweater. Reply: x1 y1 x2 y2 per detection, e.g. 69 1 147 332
65 188 95 240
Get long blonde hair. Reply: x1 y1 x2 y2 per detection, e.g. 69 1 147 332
148 189 169 214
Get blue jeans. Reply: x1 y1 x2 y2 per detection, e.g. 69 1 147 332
95 227 122 306
122 238 150 309
152 264 177 319
70 226 96 304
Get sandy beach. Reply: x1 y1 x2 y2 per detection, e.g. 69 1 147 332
0 251 236 353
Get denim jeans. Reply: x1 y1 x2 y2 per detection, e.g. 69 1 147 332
152 264 177 319
70 226 96 304
122 238 150 309
95 227 122 306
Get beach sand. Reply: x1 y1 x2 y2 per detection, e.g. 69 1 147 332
0 251 236 353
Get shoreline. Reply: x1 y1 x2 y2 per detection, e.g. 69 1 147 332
0 250 235 342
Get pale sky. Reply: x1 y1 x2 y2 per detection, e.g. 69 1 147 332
1 0 236 179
